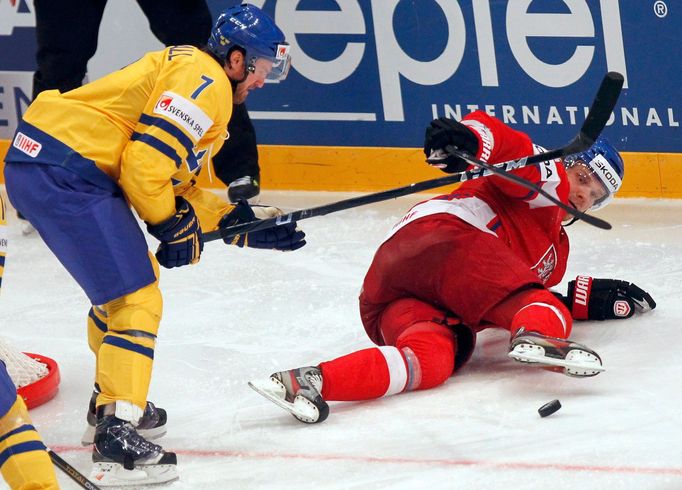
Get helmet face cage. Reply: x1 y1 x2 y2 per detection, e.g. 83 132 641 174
207 4 291 82
564 137 624 211
245 43 291 81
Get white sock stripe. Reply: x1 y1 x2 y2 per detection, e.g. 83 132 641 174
519 302 568 336
377 346 408 397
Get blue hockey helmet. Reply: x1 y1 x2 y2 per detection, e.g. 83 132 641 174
207 3 291 81
564 136 624 210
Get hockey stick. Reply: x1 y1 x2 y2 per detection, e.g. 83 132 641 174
204 72 623 242
48 449 101 490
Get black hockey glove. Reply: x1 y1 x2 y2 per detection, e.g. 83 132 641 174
558 275 656 320
219 200 306 251
423 117 479 174
147 197 203 268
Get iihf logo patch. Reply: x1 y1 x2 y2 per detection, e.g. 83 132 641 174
12 131 41 158
613 300 631 317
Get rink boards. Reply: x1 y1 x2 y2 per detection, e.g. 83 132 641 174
0 0 681 197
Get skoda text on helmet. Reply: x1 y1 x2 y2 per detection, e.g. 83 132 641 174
207 3 291 82
564 136 624 211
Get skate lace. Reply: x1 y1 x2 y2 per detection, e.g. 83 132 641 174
109 421 162 457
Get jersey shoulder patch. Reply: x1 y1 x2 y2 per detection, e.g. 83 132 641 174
153 91 214 142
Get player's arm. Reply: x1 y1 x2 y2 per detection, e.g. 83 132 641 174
173 182 305 251
553 275 656 320
120 57 227 223
423 111 534 173
120 52 228 267
175 181 233 232
424 111 559 199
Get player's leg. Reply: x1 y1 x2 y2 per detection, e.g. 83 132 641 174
250 298 474 423
87 305 109 355
362 218 602 377
32 0 107 97
82 252 167 446
484 288 603 377
213 104 262 203
4 162 177 483
320 298 470 399
136 0 212 47
0 362 59 489
90 278 178 483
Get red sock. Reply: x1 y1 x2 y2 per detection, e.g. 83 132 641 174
511 302 571 338
319 346 406 401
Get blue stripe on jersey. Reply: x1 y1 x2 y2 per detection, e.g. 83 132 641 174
88 307 107 333
131 132 182 168
139 114 205 172
0 441 47 467
0 424 36 445
103 335 154 360
139 114 194 154
186 148 206 172
0 255 5 267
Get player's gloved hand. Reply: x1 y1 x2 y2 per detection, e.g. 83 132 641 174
423 117 479 174
564 275 656 320
146 197 203 268
219 200 306 251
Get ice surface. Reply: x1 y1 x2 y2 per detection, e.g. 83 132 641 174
1 190 681 489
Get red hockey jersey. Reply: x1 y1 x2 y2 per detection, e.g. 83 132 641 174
384 111 570 288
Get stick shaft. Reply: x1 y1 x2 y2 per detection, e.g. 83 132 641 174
48 449 101 490
205 72 624 242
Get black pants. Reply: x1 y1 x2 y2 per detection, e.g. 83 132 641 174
32 0 212 97
212 103 260 186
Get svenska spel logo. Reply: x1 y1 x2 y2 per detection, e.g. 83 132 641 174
157 96 173 111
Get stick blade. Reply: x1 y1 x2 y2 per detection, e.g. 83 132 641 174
579 71 624 144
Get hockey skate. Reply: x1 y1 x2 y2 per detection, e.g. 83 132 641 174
248 366 329 424
89 409 177 487
81 390 167 445
508 328 605 377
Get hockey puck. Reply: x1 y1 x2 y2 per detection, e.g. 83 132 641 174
538 399 561 417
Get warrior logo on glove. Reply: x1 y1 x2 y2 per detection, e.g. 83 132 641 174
563 275 656 321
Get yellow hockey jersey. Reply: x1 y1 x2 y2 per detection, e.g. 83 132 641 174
21 45 234 229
